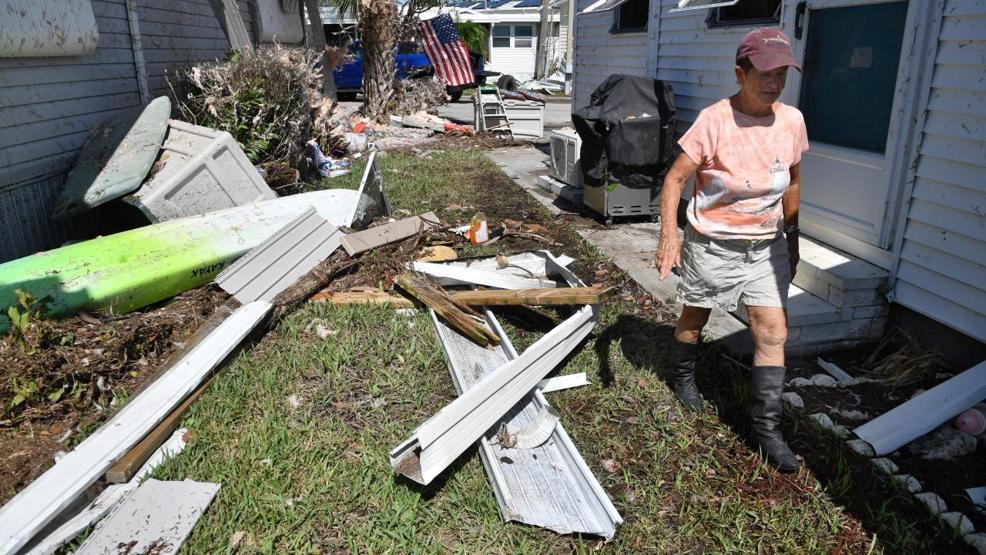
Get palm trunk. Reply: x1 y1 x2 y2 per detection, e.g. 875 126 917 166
360 0 398 122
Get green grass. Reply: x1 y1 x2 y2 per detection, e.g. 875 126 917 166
139 149 960 553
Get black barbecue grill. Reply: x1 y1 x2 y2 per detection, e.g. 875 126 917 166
572 75 677 223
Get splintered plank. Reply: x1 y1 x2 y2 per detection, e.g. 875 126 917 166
312 286 615 308
395 274 500 347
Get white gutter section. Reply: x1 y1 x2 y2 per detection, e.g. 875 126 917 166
390 302 596 485
0 302 271 554
853 360 986 456
395 251 621 537
668 0 740 13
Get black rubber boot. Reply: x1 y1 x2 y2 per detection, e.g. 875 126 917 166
750 365 800 472
671 340 703 410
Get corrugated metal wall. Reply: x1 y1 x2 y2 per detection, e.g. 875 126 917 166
0 0 254 263
572 0 651 110
893 0 986 342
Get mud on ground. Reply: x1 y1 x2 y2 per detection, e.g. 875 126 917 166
0 286 227 504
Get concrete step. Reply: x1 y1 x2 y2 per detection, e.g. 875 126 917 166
734 283 888 355
794 236 889 308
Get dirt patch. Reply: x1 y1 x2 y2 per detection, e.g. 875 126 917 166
0 285 227 503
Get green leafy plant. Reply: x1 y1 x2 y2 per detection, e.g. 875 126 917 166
9 377 39 410
6 289 50 353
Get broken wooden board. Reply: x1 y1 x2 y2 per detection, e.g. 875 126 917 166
854 360 986 455
313 286 614 308
341 212 439 256
76 479 219 555
396 274 499 347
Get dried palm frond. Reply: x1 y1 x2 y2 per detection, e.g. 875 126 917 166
859 328 948 387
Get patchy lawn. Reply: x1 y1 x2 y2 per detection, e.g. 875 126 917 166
106 149 971 552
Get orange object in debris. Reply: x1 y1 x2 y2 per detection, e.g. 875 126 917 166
352 121 367 133
467 212 489 245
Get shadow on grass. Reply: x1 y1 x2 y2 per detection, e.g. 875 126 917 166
590 313 973 552
699 348 975 554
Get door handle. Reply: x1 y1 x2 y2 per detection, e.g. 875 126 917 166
795 2 807 40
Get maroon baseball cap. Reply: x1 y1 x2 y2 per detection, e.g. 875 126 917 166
736 28 801 72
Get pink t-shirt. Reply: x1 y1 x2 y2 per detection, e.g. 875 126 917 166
678 99 809 240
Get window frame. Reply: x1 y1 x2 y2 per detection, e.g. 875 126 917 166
610 0 649 34
706 0 782 29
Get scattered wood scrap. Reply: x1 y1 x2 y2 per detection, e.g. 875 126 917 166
312 286 615 308
395 274 500 347
341 212 439 256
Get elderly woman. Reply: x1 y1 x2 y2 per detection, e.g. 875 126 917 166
655 28 808 472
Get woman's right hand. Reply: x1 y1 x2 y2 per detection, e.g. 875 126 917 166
656 227 680 280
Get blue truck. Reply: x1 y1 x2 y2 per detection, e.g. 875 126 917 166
333 42 493 102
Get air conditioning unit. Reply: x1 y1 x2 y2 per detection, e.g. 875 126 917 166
549 128 582 187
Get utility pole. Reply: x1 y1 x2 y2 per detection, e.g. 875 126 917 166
534 0 551 80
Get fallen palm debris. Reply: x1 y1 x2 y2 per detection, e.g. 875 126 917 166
396 274 500 347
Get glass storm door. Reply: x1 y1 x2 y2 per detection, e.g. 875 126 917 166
783 0 910 254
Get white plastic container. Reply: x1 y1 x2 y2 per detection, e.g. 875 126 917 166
125 120 276 222
503 100 544 139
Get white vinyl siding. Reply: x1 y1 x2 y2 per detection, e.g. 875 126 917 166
573 0 650 109
0 0 253 263
893 0 986 342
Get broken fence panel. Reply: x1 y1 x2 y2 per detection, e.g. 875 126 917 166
538 373 591 394
390 303 596 485
0 302 270 554
216 208 342 303
76 479 220 555
26 428 189 555
411 260 557 290
429 310 621 538
853 360 986 456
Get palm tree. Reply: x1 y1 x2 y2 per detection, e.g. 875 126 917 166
359 0 398 122
456 21 489 59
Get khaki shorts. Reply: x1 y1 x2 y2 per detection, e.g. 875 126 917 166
677 225 791 312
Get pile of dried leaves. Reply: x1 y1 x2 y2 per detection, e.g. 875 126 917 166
169 45 322 169
0 287 227 427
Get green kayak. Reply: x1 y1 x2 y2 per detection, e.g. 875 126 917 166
0 190 358 331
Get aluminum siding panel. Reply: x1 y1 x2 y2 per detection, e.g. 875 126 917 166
894 0 986 342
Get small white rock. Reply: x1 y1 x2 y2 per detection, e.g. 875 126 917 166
870 457 899 474
781 391 804 409
810 374 838 387
892 474 922 493
964 533 986 554
913 492 947 515
830 407 870 421
287 394 301 409
941 512 975 536
809 412 835 431
846 439 876 457
788 377 813 387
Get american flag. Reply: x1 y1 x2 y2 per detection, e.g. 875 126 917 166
418 14 474 87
